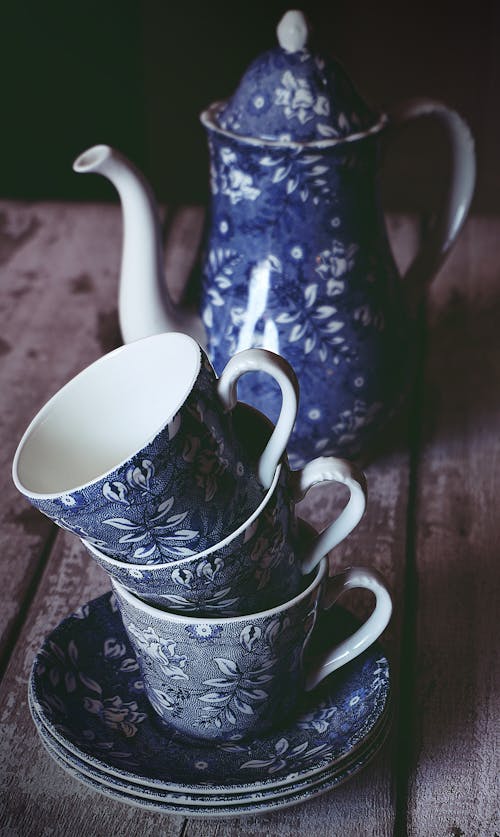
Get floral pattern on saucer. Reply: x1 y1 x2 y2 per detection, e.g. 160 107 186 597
215 47 378 143
30 592 390 793
32 709 391 811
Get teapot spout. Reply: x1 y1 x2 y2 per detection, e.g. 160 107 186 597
73 144 205 346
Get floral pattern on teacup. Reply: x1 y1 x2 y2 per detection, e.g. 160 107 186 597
113 580 322 741
84 465 303 618
30 591 391 783
30 359 267 562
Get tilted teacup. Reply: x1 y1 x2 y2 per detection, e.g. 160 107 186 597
80 396 367 617
82 446 367 616
12 332 298 562
111 550 392 743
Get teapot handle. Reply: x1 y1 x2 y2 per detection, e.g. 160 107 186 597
387 98 476 309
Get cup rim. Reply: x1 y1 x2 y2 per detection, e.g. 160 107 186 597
81 463 284 570
12 333 203 499
111 554 327 625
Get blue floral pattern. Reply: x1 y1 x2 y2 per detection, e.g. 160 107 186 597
30 591 391 791
112 577 320 742
29 357 268 561
200 41 410 466
214 47 378 143
31 715 392 814
82 464 303 618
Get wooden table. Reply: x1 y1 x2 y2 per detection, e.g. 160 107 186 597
0 202 498 836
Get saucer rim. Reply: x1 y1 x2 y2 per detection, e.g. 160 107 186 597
31 694 392 805
35 720 391 818
30 592 391 796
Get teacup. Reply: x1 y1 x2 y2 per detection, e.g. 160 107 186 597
12 332 298 561
82 446 367 615
111 550 392 743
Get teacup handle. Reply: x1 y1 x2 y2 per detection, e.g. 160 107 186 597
289 456 368 574
305 566 392 691
217 348 299 489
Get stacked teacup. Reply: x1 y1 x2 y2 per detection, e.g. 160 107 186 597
13 332 392 744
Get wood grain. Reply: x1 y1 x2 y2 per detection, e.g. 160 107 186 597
0 202 123 667
406 217 500 835
0 532 187 835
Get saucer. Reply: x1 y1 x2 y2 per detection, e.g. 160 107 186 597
31 696 392 806
33 718 390 818
30 591 391 796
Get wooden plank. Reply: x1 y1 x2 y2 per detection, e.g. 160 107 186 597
407 217 500 835
0 202 123 665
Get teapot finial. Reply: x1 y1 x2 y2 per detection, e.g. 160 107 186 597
276 10 309 52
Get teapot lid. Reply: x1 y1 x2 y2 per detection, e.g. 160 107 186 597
212 10 381 144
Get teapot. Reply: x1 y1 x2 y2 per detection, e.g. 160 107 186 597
74 10 475 467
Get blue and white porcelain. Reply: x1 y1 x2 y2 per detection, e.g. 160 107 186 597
12 332 298 562
198 10 476 466
81 450 367 617
82 463 300 616
32 701 391 803
74 11 475 468
110 556 391 743
30 712 391 817
29 590 391 795
31 707 391 815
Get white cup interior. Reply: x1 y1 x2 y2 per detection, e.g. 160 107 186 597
13 333 201 496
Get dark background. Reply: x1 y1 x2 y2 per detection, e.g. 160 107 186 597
2 0 498 212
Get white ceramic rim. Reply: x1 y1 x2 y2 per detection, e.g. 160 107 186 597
12 333 203 499
28 637 391 796
33 709 391 807
111 553 327 624
200 101 388 150
82 462 283 570
32 710 390 816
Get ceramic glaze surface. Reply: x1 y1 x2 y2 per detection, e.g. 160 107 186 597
197 11 475 467
31 716 390 817
111 570 323 742
32 708 391 804
111 555 391 743
30 592 390 790
24 352 265 560
83 464 303 617
82 449 367 618
214 41 378 142
31 710 391 816
75 10 474 466
200 123 407 466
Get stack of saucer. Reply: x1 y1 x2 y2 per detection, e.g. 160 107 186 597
14 332 393 813
28 592 391 817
